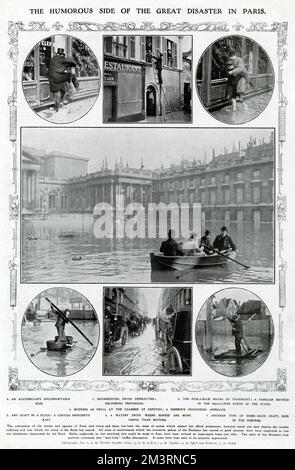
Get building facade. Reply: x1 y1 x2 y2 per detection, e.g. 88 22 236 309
23 35 100 110
22 133 274 225
104 287 146 319
153 133 274 224
158 288 192 315
103 35 191 122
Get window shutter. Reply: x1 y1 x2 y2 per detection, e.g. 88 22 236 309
163 38 167 66
173 42 177 68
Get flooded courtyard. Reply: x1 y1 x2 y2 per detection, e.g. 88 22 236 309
21 213 274 284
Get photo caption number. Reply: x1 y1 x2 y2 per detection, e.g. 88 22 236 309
140 454 197 465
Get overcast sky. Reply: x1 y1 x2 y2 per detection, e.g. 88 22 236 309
138 288 162 318
22 128 273 172
213 288 262 303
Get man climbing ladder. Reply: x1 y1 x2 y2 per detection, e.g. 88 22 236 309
150 52 175 121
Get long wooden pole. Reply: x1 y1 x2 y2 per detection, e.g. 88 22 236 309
212 248 250 269
45 298 94 346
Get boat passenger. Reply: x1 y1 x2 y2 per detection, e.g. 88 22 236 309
160 229 184 256
213 226 237 253
200 230 214 254
182 232 206 256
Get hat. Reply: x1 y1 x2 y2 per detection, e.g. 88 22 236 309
168 229 175 238
205 230 210 236
221 226 227 232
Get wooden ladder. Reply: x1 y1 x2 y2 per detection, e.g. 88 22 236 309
152 66 175 121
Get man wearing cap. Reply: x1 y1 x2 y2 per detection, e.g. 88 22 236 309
213 226 237 253
200 230 214 254
160 229 184 256
229 313 244 355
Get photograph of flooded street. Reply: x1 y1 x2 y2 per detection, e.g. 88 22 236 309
103 287 192 375
21 287 99 376
21 127 274 284
195 288 274 377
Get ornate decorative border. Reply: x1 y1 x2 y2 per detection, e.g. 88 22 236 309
8 20 288 390
9 367 287 392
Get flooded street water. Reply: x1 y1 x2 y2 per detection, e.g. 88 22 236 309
22 320 99 377
104 324 164 376
22 213 274 283
199 335 273 377
211 91 273 125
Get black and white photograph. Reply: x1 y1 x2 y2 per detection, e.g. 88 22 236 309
21 287 99 376
21 127 275 284
195 288 274 377
103 287 192 375
103 35 192 123
196 35 274 125
22 34 100 123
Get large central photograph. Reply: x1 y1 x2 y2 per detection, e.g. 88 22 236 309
21 127 275 284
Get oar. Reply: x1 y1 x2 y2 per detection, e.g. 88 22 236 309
45 298 94 346
211 248 250 269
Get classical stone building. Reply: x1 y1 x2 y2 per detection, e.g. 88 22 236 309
153 132 274 225
21 132 274 225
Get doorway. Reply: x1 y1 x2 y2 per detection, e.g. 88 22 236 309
104 86 116 122
146 85 157 116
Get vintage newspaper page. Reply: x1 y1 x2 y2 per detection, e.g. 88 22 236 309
0 0 294 453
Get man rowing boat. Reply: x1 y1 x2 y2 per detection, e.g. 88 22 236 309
213 226 237 253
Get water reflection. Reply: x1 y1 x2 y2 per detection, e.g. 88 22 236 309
200 336 272 377
211 92 273 125
22 214 274 283
22 320 99 376
104 324 164 376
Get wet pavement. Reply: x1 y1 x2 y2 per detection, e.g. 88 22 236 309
104 324 164 376
37 95 98 123
21 214 274 284
211 91 273 124
22 320 99 377
197 334 273 377
141 110 191 123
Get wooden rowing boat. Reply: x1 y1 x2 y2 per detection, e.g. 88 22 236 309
150 250 237 271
